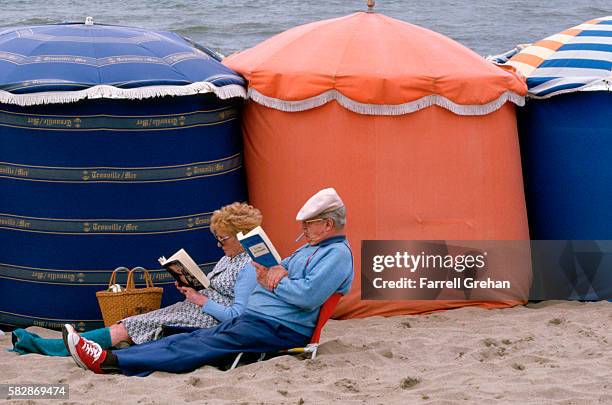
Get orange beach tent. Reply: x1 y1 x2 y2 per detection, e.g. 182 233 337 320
225 11 531 318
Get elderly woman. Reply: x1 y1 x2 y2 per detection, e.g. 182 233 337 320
11 202 261 356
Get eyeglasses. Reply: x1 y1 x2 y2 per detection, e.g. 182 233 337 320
215 235 232 246
301 218 327 228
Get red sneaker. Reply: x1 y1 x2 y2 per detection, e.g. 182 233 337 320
62 324 85 369
64 325 107 374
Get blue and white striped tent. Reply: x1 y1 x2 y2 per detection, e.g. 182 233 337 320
502 16 612 301
0 20 248 330
506 16 612 98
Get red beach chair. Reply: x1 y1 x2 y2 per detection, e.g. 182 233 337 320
230 292 342 369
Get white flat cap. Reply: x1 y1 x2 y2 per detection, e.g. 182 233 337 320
296 188 344 221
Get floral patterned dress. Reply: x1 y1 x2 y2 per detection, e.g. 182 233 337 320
122 252 251 344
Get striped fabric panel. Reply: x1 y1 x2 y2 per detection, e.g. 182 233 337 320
507 20 602 69
586 18 607 23
578 30 612 37
541 35 574 45
527 78 596 96
506 61 538 77
568 36 612 44
507 38 570 75
509 53 544 67
573 24 612 31
0 261 216 285
547 50 612 61
560 28 583 36
508 17 612 97
0 154 242 183
0 212 214 234
528 67 611 78
523 44 564 57
524 69 609 94
559 43 612 52
539 59 612 70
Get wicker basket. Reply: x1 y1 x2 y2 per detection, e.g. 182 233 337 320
96 266 163 327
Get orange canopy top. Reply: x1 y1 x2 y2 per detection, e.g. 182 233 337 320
224 12 526 115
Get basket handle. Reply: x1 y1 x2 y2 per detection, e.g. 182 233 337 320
127 266 155 290
108 266 130 288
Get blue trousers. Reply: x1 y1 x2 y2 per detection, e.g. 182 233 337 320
114 313 310 376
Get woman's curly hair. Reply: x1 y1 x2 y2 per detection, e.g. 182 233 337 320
210 202 262 236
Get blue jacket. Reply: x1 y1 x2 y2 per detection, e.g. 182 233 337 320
202 264 257 322
245 235 354 337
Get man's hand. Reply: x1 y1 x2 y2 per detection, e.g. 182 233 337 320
266 265 288 291
253 262 269 288
253 262 288 291
178 286 208 307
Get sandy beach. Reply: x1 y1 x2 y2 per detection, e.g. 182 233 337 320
1 300 610 404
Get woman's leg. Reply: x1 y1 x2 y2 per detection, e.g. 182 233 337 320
11 329 68 356
119 300 211 345
109 323 133 346
12 326 112 356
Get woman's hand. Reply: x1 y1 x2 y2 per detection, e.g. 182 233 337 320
179 286 208 307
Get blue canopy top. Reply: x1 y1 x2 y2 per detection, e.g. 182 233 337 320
0 20 246 105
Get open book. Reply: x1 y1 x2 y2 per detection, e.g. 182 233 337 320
237 226 282 267
158 248 210 290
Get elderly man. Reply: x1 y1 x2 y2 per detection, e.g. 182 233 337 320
63 188 354 376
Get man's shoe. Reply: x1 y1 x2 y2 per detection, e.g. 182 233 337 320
63 325 107 374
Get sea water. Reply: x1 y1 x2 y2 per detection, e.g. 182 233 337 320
1 0 610 56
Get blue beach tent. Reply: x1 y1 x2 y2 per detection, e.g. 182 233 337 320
504 16 612 300
0 20 248 330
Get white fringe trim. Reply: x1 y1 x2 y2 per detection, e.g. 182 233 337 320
0 82 247 106
248 88 525 116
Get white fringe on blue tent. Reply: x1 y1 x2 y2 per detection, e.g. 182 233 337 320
0 82 247 106
247 88 525 116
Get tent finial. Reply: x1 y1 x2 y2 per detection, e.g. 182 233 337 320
367 0 375 13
